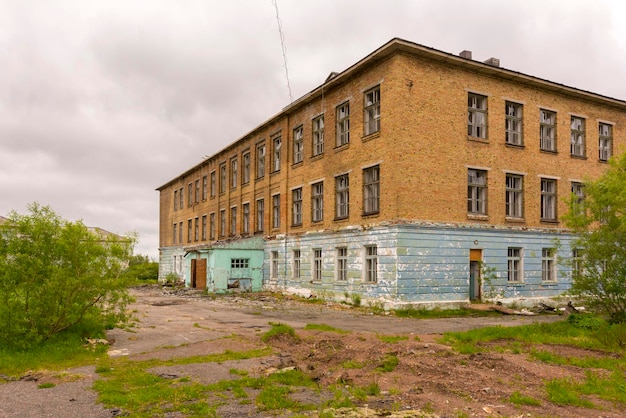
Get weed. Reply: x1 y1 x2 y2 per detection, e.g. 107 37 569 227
509 390 541 406
376 354 399 372
350 293 361 307
342 360 366 369
261 322 299 343
37 383 55 389
545 378 596 408
304 323 348 334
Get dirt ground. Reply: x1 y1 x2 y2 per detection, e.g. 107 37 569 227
0 285 623 417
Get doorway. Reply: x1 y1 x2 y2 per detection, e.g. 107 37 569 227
469 249 482 301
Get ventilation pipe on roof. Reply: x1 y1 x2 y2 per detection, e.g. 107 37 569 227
483 57 500 67
459 50 472 59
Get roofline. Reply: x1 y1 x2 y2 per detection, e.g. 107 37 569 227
157 37 626 191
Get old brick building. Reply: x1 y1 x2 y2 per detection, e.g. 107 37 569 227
157 38 626 307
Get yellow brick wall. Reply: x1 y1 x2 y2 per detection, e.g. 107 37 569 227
159 49 626 248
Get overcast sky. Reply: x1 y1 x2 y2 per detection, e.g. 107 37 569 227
1 0 625 259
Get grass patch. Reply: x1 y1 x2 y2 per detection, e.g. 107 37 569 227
377 335 409 344
304 323 348 334
37 382 55 389
342 360 366 369
261 322 298 343
509 390 541 406
376 354 399 372
545 378 596 408
394 307 500 319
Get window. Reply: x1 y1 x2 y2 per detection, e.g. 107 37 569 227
179 221 183 243
505 174 523 218
242 203 250 234
336 247 347 281
272 194 280 228
179 187 184 209
219 209 226 237
505 102 522 145
312 115 324 156
468 93 487 139
364 86 380 135
201 215 207 240
540 110 556 152
467 169 487 215
210 172 216 198
194 217 199 241
293 126 303 164
231 258 249 269
174 190 178 211
599 123 612 161
219 163 226 194
363 165 380 215
542 248 556 282
292 188 302 226
202 175 207 200
313 249 322 281
335 174 349 219
256 199 264 232
336 102 350 146
195 179 200 203
256 144 266 178
272 135 281 172
312 181 324 222
173 223 177 244
571 182 584 205
572 249 582 278
507 247 522 282
541 178 557 221
209 213 215 240
187 183 193 206
365 245 377 282
230 206 237 236
270 251 278 278
187 219 192 243
231 158 238 189
570 116 585 157
242 151 251 184
293 250 301 279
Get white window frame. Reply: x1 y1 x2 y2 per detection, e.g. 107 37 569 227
505 101 522 146
242 152 251 184
256 144 266 179
364 86 380 136
292 188 302 226
541 178 557 221
313 248 322 281
570 116 586 157
540 109 556 152
364 245 378 282
507 247 523 282
542 248 556 282
336 101 350 147
272 194 280 229
363 165 380 215
242 202 250 234
312 115 324 156
505 174 523 218
256 199 264 232
272 135 281 172
336 247 348 281
335 174 349 219
467 169 487 214
312 182 324 222
599 123 612 162
293 249 301 279
293 126 303 164
468 93 487 139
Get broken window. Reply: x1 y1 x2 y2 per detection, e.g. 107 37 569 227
293 249 301 279
272 134 281 172
337 247 347 281
312 182 324 222
292 188 302 226
468 93 487 139
272 194 280 229
293 126 303 164
540 109 556 152
570 116 585 157
313 248 322 281
542 248 556 282
467 169 487 215
363 165 379 215
599 123 612 162
256 199 264 232
312 115 324 156
541 178 557 221
256 144 266 179
336 101 350 147
364 86 380 136
335 174 349 219
505 102 522 146
505 174 523 218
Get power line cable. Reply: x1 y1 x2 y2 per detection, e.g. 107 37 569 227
272 0 293 103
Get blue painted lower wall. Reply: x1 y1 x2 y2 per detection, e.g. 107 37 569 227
160 223 574 307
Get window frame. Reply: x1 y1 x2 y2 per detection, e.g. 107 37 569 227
179 221 183 243
599 123 612 162
505 173 524 219
256 143 266 179
540 109 556 152
507 247 523 282
540 178 557 221
272 134 282 172
242 202 250 235
256 199 265 232
336 247 348 281
201 214 207 240
292 249 301 279
202 175 208 200
335 174 349 219
194 217 199 241
293 126 303 164
187 219 192 243
187 183 193 206
174 189 178 211
272 194 280 229
292 187 303 226
311 181 324 223
312 248 322 282
210 172 216 198
364 245 378 283
542 248 557 282
209 213 215 240
336 101 350 147
230 158 238 189
242 151 251 184
179 187 184 209
173 223 177 244
467 169 487 215
467 93 487 139
312 115 324 157
364 86 380 136
270 251 278 279
219 163 227 194
195 179 200 203
219 209 226 238
570 116 586 157
230 206 237 236
363 165 380 215
505 101 523 146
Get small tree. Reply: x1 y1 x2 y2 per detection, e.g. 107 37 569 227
563 152 626 322
0 203 135 347
123 254 159 282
